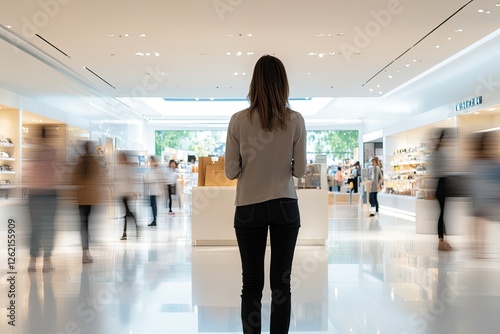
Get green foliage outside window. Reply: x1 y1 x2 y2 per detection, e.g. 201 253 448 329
155 130 358 162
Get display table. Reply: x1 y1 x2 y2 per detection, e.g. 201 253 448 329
192 187 328 246
378 193 471 235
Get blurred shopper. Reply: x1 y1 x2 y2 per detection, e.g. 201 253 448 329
225 55 307 334
145 156 164 226
72 141 105 263
468 131 500 257
327 166 334 192
26 127 59 272
334 166 344 192
432 129 457 251
369 156 383 217
352 161 361 193
165 159 178 215
115 152 138 240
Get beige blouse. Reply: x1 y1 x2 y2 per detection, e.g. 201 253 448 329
225 108 307 206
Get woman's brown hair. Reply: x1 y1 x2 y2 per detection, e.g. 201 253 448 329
247 55 291 131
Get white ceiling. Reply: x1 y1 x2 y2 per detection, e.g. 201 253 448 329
0 0 499 128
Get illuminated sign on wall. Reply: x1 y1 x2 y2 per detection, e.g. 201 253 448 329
455 96 482 111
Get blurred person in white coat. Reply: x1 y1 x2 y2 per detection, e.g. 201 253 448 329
164 159 178 215
145 156 164 226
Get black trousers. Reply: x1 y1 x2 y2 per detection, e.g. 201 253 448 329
436 177 447 239
369 192 379 213
79 205 92 250
150 195 157 222
234 198 300 334
122 196 136 233
166 185 174 211
29 192 57 257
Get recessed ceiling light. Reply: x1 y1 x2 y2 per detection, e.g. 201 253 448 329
315 33 325 37
376 85 380 88
447 37 452 40
233 72 239 75
379 91 383 95
247 34 253 37
140 34 146 37
318 53 324 58
486 10 491 14
242 73 246 75
388 75 393 79
124 33 130 37
107 34 114 37
405 64 410 67
246 52 254 55
478 9 484 12
434 45 440 48
135 52 144 56
226 52 231 55
236 51 242 56
307 52 316 56
369 88 373 92
454 29 463 32
5 25 11 29
145 53 150 56
329 52 335 55
155 52 160 57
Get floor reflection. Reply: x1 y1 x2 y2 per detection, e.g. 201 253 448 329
1 201 500 333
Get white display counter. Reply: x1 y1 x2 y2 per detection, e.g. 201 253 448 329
378 193 471 235
192 187 328 246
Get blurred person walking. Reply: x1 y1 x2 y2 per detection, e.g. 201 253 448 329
225 55 307 334
115 152 138 240
351 161 361 193
72 141 105 263
164 159 178 215
26 127 60 272
145 156 164 226
432 129 458 251
468 131 500 257
368 156 383 217
334 166 344 192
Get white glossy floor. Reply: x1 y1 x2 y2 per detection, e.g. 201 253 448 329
1 195 500 334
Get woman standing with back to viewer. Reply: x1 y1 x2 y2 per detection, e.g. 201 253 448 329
225 55 307 334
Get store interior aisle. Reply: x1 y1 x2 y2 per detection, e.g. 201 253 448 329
1 198 500 334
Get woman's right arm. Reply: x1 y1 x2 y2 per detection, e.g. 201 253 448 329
292 113 307 178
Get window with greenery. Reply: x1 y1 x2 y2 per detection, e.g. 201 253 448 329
155 130 358 163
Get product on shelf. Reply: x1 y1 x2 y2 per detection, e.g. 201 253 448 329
386 144 434 198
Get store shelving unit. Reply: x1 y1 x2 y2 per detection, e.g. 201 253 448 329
385 146 433 198
0 107 20 204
